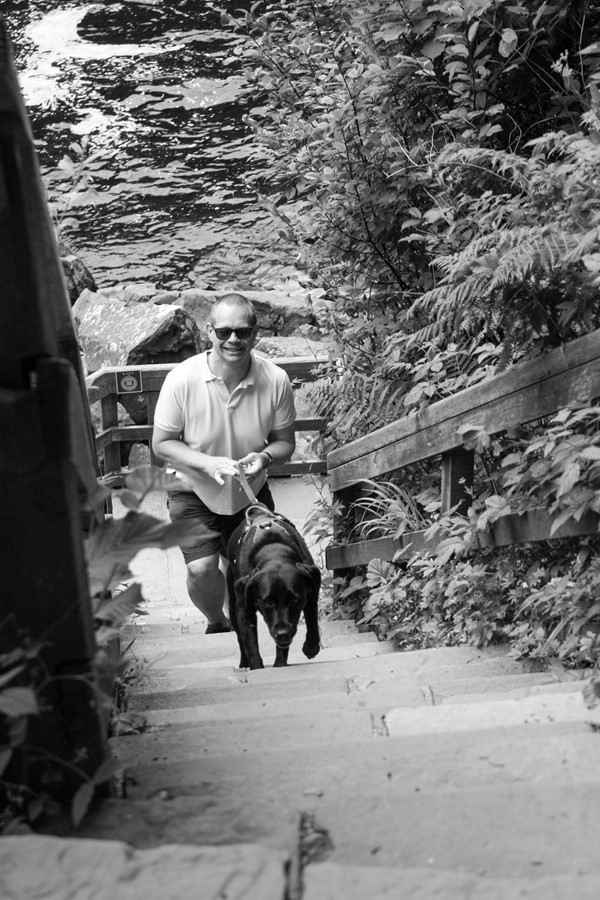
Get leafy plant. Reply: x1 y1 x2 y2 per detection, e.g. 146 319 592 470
45 136 104 238
0 465 202 832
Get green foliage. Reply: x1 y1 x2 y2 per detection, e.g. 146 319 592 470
45 136 104 237
225 0 600 429
0 465 200 833
230 1 600 676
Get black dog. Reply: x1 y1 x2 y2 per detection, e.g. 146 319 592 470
226 506 321 669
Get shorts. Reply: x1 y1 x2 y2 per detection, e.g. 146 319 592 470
167 484 275 564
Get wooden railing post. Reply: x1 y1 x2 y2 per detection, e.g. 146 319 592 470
100 392 121 474
440 447 474 514
146 389 160 467
0 17 108 803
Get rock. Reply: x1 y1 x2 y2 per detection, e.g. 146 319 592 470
174 289 316 337
60 252 97 304
90 283 159 303
255 335 334 359
73 289 205 373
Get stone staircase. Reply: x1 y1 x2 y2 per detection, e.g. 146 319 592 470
3 481 600 899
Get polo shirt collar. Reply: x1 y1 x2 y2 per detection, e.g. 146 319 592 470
202 350 257 387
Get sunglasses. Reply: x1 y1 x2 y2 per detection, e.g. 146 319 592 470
212 326 255 341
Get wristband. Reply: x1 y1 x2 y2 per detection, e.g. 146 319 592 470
262 450 273 468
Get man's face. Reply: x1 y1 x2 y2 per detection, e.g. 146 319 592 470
208 303 257 366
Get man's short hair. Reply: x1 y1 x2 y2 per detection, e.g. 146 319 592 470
210 293 257 327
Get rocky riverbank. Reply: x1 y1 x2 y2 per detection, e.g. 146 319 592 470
73 283 336 374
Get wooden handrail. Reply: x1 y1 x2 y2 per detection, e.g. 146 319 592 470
86 357 329 478
326 330 600 573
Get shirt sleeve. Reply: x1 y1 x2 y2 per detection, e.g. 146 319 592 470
153 366 186 433
272 369 296 431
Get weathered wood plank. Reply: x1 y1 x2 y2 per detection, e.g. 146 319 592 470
85 356 327 401
328 330 600 475
325 507 600 570
329 349 600 492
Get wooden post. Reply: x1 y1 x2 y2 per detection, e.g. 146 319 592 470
0 17 108 804
100 392 121 474
331 483 361 601
441 447 474 514
146 389 160 466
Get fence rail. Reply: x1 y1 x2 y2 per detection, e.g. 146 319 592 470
325 330 600 574
86 357 329 479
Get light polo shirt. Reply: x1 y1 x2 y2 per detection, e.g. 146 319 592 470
153 351 296 514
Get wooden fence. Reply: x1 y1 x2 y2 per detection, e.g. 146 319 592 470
325 329 600 575
85 358 328 479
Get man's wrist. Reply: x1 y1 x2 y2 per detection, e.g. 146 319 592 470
261 450 273 468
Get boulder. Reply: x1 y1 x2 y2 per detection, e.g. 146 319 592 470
255 334 334 360
60 251 97 304
73 289 205 373
172 289 316 337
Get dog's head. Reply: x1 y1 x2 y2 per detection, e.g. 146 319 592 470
242 560 320 649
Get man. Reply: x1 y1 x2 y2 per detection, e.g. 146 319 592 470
152 293 296 633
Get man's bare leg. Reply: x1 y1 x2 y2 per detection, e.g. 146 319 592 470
186 553 230 627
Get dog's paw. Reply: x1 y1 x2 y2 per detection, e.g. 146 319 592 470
302 640 320 659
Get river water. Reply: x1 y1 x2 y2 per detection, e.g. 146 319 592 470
2 0 290 290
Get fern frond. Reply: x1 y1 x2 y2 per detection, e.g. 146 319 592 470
564 226 600 264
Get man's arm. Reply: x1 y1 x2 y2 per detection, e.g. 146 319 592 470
152 426 241 485
239 423 296 476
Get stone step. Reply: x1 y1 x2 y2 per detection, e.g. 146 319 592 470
303 861 600 900
384 689 600 737
0 834 288 900
116 688 598 762
127 627 377 650
129 647 529 710
86 729 600 872
127 634 396 669
123 616 360 639
136 674 587 729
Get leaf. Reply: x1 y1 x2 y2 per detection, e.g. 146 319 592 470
124 465 179 496
422 40 444 60
580 446 600 461
86 512 205 594
556 461 581 498
92 756 120 786
499 28 518 58
94 625 123 647
476 495 511 531
549 509 576 536
95 583 145 626
0 687 39 718
119 489 141 510
0 665 25 691
71 780 95 827
434 536 465 565
0 746 12 777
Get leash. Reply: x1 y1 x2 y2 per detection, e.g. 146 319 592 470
236 466 260 507
234 466 289 535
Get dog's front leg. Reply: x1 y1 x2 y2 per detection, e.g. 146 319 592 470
274 646 290 667
302 596 321 660
234 594 264 669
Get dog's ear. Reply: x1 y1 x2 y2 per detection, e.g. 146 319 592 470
234 574 254 608
240 573 261 609
296 562 321 591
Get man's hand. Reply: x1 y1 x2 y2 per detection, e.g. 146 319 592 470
238 451 269 478
207 456 242 485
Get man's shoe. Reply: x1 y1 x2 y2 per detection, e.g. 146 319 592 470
205 622 231 634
